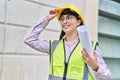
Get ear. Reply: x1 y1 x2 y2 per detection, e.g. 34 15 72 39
77 19 81 26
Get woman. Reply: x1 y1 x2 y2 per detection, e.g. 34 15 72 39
24 4 110 80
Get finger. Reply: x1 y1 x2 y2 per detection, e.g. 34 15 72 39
82 51 87 61
81 50 86 58
83 48 90 57
93 50 97 59
82 53 86 62
55 9 59 13
49 9 57 14
82 50 87 57
93 50 97 57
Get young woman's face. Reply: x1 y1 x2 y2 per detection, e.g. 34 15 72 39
59 14 81 34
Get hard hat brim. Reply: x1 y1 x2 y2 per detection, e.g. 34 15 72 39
56 4 84 25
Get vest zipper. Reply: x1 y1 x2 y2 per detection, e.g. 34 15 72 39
63 40 67 80
63 40 80 80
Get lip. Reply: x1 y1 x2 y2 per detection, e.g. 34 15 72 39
63 25 70 29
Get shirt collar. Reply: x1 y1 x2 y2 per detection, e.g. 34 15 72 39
62 35 80 43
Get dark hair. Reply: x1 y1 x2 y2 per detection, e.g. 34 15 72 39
59 8 80 20
59 30 65 40
59 8 82 40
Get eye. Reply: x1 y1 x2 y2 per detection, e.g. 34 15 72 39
59 17 65 21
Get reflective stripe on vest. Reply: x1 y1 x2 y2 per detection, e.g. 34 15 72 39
49 75 74 80
49 39 97 80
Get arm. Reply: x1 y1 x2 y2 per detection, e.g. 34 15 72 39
94 46 111 80
82 46 111 80
24 17 50 53
24 9 57 54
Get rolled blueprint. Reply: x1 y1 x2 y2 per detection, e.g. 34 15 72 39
77 25 93 56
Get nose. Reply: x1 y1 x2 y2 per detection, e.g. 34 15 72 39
62 18 68 23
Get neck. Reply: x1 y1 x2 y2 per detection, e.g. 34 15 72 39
65 30 79 46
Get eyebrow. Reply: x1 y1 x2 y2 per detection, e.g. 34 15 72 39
60 14 74 18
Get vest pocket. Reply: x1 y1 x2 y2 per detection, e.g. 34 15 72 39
67 66 84 79
53 63 64 77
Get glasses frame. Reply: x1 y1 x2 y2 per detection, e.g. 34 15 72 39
59 15 77 23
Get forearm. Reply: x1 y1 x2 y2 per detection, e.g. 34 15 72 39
95 64 111 80
95 46 111 80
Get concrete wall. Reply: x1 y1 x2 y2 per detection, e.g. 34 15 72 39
0 0 98 80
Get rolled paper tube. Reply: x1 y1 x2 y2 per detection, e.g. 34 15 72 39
77 25 93 56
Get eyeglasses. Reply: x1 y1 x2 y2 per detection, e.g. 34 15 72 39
59 15 76 23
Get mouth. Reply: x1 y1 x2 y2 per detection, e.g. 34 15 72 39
63 25 70 29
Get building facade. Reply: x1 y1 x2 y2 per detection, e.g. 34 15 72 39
98 0 120 80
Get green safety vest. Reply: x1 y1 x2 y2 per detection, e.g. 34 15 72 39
49 39 97 80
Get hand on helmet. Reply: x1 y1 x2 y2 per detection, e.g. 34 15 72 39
46 9 58 22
